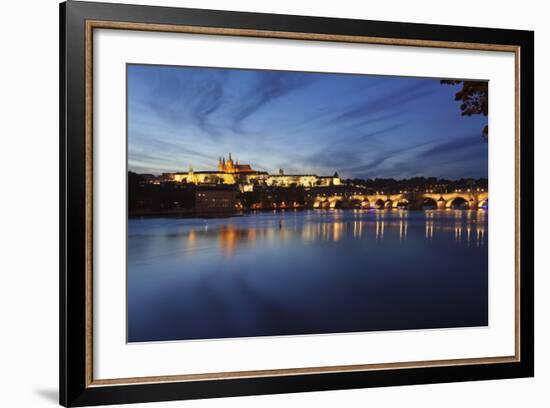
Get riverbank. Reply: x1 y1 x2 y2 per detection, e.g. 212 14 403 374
129 206 487 219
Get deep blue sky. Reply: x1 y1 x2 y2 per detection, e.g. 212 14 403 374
127 64 488 179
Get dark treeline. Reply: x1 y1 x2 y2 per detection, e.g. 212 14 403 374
346 177 488 193
240 185 308 208
128 172 197 213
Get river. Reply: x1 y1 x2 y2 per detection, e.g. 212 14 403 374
127 209 488 342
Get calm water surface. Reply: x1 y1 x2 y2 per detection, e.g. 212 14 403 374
127 209 488 342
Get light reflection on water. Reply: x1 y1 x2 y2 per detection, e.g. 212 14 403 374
166 209 486 256
128 209 488 342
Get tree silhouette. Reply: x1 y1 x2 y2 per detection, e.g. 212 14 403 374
441 80 488 140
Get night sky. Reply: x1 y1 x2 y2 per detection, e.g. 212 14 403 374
127 64 488 179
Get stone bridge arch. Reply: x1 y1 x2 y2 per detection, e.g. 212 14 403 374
313 198 332 209
476 191 489 208
329 198 344 209
393 198 409 209
446 196 471 209
372 198 385 209
413 196 440 210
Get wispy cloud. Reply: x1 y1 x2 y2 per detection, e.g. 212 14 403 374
419 135 484 158
329 81 433 126
229 71 318 130
341 139 435 178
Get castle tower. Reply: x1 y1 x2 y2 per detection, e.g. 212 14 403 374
217 156 224 172
226 152 235 172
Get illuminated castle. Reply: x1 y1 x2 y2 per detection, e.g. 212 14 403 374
217 153 254 173
167 153 341 189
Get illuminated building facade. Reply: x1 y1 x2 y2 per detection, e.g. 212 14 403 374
166 153 342 189
265 174 341 187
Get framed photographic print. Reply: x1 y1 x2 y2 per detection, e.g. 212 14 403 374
60 1 534 406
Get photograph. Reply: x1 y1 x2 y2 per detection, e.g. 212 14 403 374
126 64 489 343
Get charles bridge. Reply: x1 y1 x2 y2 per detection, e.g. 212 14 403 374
312 190 488 210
